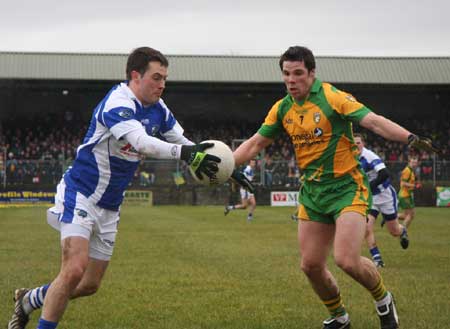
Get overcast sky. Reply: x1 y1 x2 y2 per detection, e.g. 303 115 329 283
1 0 449 57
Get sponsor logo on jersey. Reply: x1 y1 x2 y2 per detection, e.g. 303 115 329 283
290 129 325 148
291 131 316 141
150 125 160 136
120 143 140 158
285 118 293 124
75 208 88 218
118 109 133 119
141 118 150 125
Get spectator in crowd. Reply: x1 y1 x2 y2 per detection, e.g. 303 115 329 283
420 152 433 180
286 156 300 188
139 162 156 186
264 155 275 187
6 152 18 184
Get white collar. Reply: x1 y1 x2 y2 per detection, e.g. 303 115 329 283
120 82 142 106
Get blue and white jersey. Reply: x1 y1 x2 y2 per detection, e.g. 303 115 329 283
64 82 186 211
359 147 390 195
239 164 255 199
243 165 255 182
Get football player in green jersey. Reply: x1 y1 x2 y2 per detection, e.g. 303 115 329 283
398 156 420 228
233 46 439 329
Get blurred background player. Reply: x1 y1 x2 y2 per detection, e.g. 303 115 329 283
354 134 409 268
224 159 256 221
398 156 420 228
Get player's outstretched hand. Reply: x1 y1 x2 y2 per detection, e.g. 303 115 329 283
231 169 255 193
408 134 441 154
181 143 221 180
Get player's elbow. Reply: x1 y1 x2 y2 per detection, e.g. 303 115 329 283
250 134 273 157
360 113 382 132
134 136 159 157
132 137 148 154
133 143 146 155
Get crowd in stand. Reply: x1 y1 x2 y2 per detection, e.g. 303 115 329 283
1 113 449 189
0 112 86 187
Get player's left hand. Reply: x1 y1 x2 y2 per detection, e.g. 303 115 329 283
230 169 255 193
408 134 441 154
180 143 221 180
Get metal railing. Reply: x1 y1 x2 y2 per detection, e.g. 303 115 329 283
1 157 449 190
1 147 6 189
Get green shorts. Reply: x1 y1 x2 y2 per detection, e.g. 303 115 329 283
399 195 414 209
298 168 372 224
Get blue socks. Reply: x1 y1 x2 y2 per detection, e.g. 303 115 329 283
370 246 383 263
37 318 58 329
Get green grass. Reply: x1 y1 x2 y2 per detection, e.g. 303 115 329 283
1 206 449 328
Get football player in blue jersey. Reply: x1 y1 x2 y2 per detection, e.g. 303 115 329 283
224 159 257 221
7 47 253 329
354 134 409 268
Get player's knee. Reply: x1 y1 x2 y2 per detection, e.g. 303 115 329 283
300 260 325 277
384 221 401 236
388 227 401 237
78 281 101 297
389 231 400 237
60 265 86 287
334 256 358 275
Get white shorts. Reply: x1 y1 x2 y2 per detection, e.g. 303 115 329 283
369 185 398 221
240 188 254 200
47 179 120 261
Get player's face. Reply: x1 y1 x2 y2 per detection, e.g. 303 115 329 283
409 158 418 168
354 137 364 153
282 61 315 101
133 61 168 106
249 160 256 168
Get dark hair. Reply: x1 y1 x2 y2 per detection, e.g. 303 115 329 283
279 46 315 71
126 47 169 80
353 133 364 140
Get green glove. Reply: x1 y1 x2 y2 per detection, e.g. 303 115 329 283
231 169 255 193
180 143 221 180
407 134 441 154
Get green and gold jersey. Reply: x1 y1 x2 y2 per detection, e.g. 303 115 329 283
399 166 415 198
258 79 371 183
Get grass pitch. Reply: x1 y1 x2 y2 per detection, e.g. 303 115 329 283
0 206 449 328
